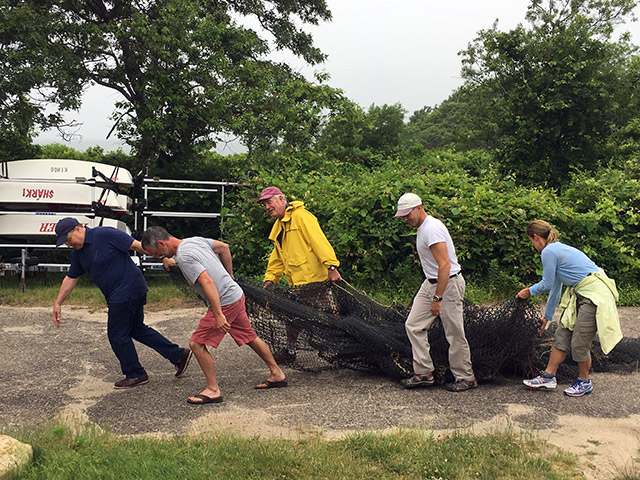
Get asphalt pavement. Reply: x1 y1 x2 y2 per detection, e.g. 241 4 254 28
0 304 638 438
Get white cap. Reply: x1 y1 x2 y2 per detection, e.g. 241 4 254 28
394 193 422 217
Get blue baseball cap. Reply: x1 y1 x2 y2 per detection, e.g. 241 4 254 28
55 217 80 246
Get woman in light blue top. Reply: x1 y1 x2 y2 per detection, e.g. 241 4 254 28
516 220 620 397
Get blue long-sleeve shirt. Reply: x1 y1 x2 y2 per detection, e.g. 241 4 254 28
529 242 599 320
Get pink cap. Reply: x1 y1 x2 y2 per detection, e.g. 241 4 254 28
258 186 284 202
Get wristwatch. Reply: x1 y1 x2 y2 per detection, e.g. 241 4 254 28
432 295 443 302
328 265 337 271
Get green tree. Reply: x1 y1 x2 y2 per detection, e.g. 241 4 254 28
459 0 637 189
360 103 407 157
607 54 640 161
0 0 335 166
402 88 492 151
0 110 42 162
0 1 83 160
315 102 407 169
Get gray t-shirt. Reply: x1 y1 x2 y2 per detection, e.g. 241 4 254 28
175 237 243 307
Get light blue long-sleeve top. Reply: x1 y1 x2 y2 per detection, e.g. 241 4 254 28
529 242 599 320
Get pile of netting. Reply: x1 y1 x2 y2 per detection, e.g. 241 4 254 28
168 268 640 382
239 277 544 381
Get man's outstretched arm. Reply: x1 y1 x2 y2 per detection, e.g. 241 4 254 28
52 276 79 327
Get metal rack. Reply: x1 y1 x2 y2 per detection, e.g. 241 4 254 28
0 164 241 289
135 175 240 269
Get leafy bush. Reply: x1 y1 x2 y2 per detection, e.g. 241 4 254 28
30 143 640 299
224 150 574 294
224 148 639 298
560 167 640 285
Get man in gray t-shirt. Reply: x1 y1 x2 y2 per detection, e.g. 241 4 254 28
175 236 243 308
142 227 287 405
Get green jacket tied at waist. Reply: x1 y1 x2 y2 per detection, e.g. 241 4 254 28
558 270 622 355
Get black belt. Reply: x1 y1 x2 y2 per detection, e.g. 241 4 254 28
428 271 461 284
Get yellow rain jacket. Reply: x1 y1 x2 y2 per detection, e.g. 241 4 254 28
558 270 623 355
264 201 340 286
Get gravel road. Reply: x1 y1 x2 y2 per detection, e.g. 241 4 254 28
0 304 638 479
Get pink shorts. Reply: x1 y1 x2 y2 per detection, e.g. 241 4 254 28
191 294 257 348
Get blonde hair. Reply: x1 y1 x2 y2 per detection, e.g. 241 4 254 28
526 220 559 245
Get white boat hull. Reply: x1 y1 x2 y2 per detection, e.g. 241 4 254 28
2 158 134 187
0 179 132 214
0 214 131 242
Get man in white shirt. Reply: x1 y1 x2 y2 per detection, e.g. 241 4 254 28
395 193 477 392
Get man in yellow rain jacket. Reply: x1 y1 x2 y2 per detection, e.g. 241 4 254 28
259 186 342 361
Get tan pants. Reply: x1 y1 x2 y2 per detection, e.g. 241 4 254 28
554 293 598 363
405 275 475 381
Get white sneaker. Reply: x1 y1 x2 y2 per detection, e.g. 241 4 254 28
564 378 593 397
523 371 557 390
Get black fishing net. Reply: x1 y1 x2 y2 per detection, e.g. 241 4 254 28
238 277 548 381
167 268 640 382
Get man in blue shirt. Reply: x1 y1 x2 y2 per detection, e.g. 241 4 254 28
52 217 192 389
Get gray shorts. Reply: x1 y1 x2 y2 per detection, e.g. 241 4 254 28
554 294 598 363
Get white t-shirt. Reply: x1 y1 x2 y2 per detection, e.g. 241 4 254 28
416 216 461 280
175 237 243 307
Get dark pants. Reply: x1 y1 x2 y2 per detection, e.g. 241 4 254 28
107 294 183 378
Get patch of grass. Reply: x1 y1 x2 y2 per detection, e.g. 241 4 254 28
9 424 582 480
614 451 640 480
0 271 195 308
615 469 640 480
464 283 503 304
340 430 579 479
2 270 639 309
0 272 105 308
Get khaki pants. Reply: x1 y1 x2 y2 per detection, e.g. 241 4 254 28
554 293 598 363
405 275 475 381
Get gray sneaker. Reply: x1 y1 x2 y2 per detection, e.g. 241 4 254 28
401 373 435 389
445 378 478 392
564 378 593 397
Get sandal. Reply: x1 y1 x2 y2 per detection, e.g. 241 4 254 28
401 373 435 389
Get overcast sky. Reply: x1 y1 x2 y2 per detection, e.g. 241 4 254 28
35 0 639 153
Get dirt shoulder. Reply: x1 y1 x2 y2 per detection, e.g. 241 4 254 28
0 305 638 480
